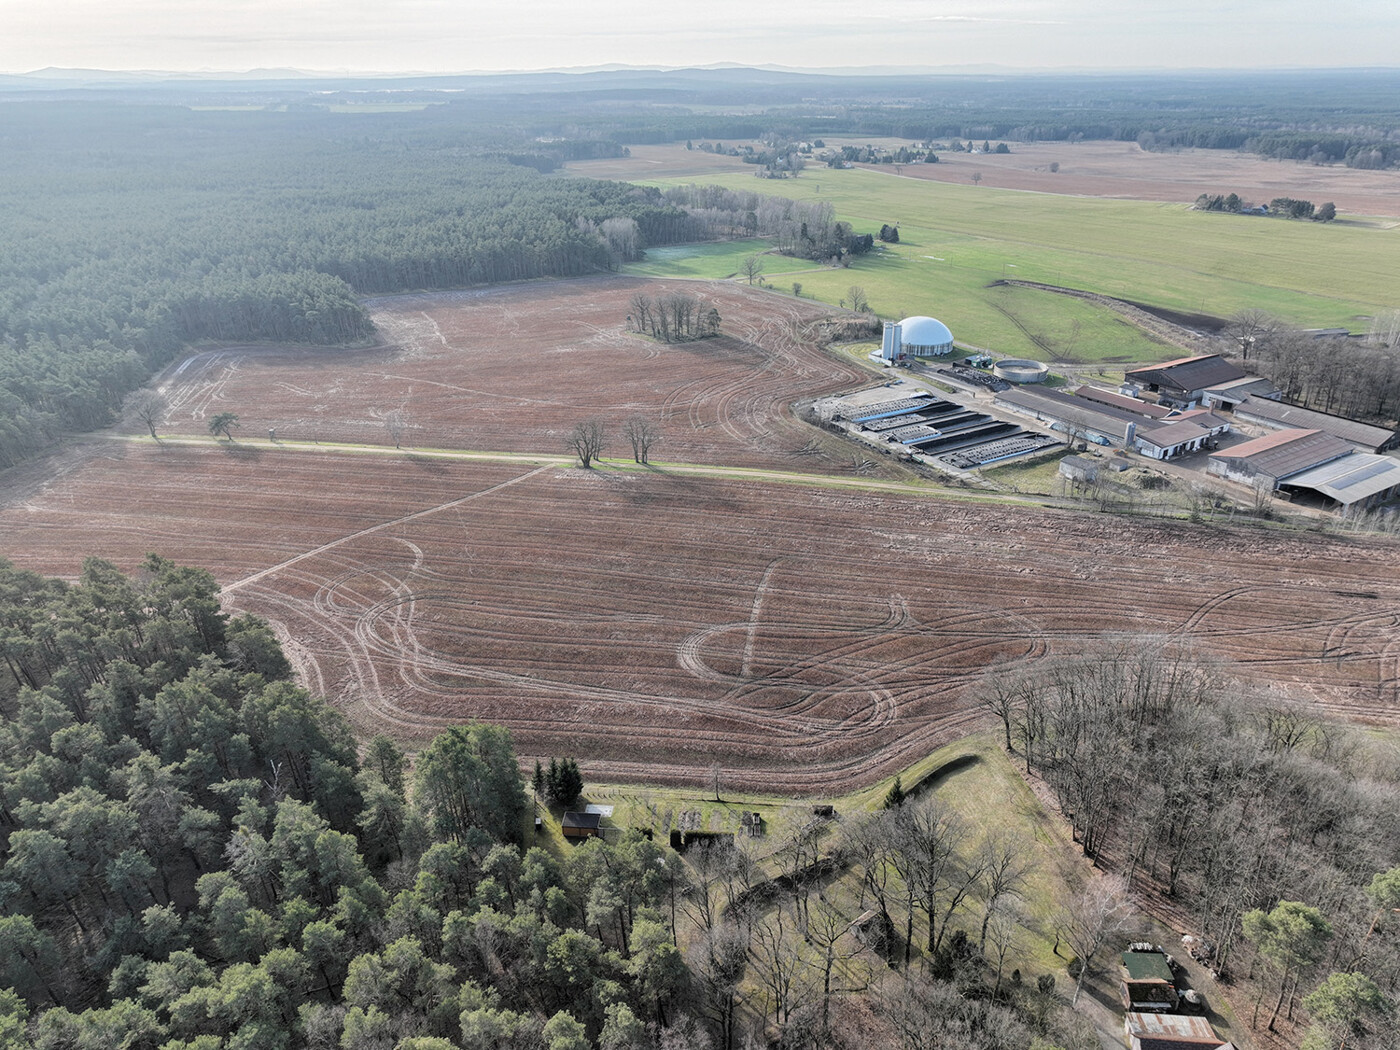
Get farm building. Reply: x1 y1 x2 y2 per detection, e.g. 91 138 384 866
1059 454 1102 484
1207 429 1354 489
1169 409 1231 438
1277 454 1400 511
1125 354 1247 408
1122 980 1180 1013
1231 395 1400 452
1075 385 1174 419
997 386 1223 459
1120 949 1180 1013
1133 420 1212 461
1200 375 1279 412
561 811 602 841
880 316 954 361
994 386 1139 448
1124 1014 1226 1050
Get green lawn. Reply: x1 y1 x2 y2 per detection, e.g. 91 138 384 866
629 168 1400 363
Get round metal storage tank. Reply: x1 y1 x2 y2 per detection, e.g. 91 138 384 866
993 359 1050 383
898 315 954 355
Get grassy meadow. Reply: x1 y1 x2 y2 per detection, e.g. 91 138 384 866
627 167 1400 364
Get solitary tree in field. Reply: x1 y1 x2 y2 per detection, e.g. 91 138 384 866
208 412 240 442
566 419 605 468
847 286 869 313
740 254 764 286
971 172 983 186
125 389 168 440
383 406 410 449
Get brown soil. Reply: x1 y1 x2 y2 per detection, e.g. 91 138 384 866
868 141 1400 219
5 439 1398 791
150 277 882 476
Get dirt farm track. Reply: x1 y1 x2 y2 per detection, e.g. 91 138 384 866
4 279 1400 790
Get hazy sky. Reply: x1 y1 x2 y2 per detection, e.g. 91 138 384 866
5 0 1399 74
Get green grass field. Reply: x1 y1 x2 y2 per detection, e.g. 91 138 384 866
626 238 816 280
627 168 1400 364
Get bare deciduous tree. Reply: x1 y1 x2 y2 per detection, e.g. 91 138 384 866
1057 872 1133 1004
383 406 410 449
977 831 1031 952
748 903 808 1027
566 419 605 468
1226 308 1279 361
740 254 764 286
623 416 659 465
208 412 240 442
125 389 168 440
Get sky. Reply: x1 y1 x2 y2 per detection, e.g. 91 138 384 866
4 0 1399 75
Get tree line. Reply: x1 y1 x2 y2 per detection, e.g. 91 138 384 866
1223 310 1400 424
658 186 874 263
1193 194 1336 221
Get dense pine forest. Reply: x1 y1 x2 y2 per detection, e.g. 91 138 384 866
0 104 698 470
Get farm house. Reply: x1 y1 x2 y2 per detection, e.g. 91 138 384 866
880 315 955 361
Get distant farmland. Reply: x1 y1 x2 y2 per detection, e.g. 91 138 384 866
622 165 1400 363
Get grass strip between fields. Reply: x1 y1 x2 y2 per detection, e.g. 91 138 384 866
104 432 1066 508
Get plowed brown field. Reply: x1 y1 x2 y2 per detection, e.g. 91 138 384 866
6 439 1399 791
153 277 877 474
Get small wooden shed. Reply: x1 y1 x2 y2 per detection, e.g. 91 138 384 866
562 811 602 841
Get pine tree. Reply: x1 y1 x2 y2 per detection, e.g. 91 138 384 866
546 758 561 804
883 776 906 809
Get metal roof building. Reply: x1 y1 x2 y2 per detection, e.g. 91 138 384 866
1200 375 1279 411
1233 396 1400 453
994 386 1139 447
1134 419 1212 460
1207 429 1354 487
1125 354 1247 406
1278 453 1400 510
1075 385 1173 419
1124 1014 1226 1050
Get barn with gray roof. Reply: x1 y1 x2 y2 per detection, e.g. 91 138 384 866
1231 396 1400 453
1125 354 1246 407
1207 429 1353 488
